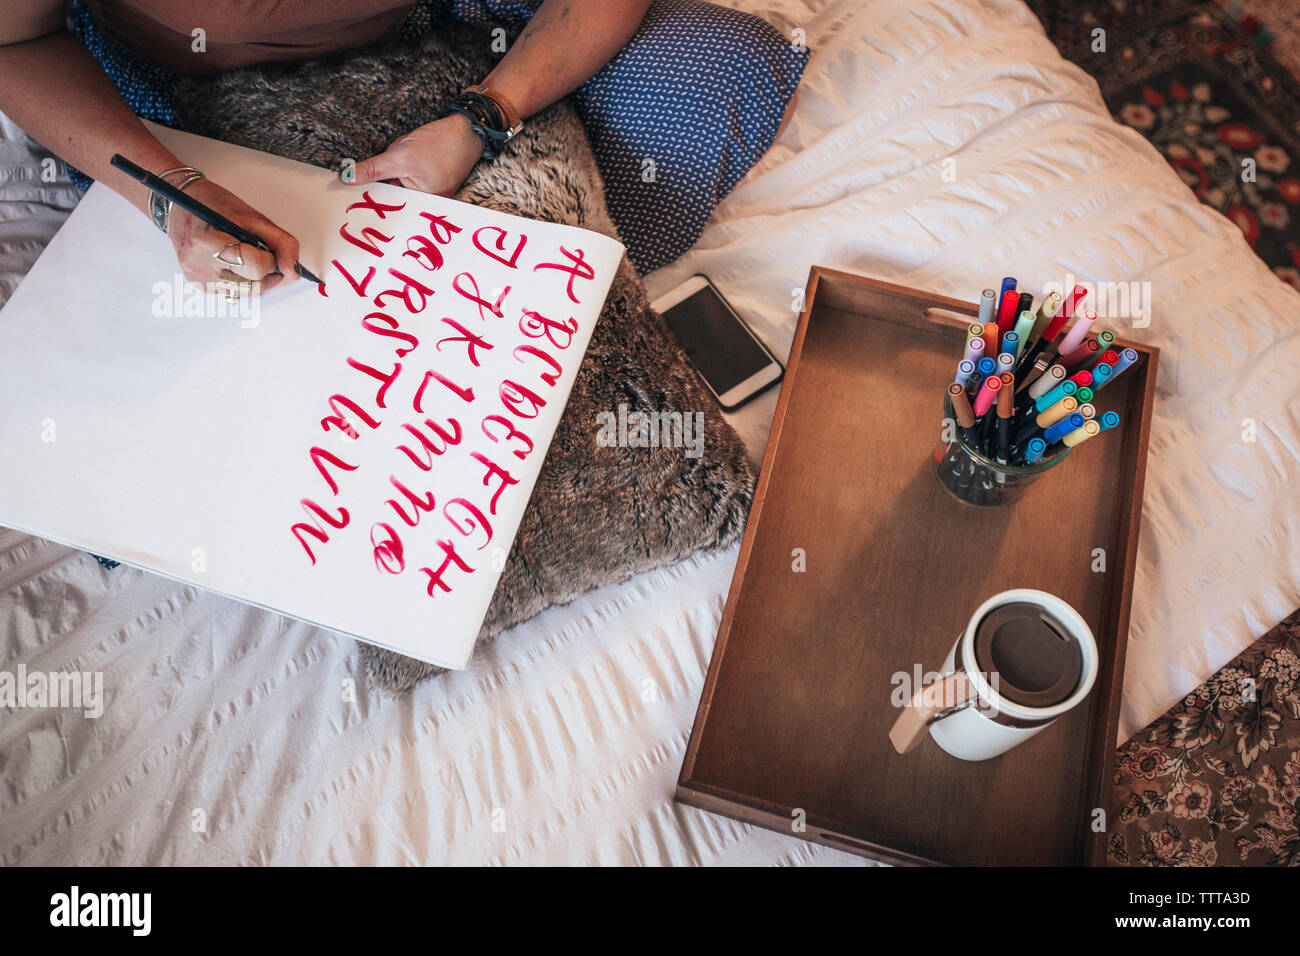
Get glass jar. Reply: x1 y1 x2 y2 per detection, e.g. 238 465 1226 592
932 395 1071 507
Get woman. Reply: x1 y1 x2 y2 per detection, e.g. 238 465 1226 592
0 0 806 289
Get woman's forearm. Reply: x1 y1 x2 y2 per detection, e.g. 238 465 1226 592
483 0 651 119
0 32 182 217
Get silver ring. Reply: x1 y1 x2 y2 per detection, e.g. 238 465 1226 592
213 241 244 266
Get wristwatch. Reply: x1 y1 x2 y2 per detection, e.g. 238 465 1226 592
439 85 524 161
150 166 205 234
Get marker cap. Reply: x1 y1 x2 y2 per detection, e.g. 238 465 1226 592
1097 348 1137 390
1044 412 1086 444
1031 291 1062 339
1042 284 1086 340
1090 361 1114 390
978 289 996 325
983 322 1000 358
949 382 976 428
1062 419 1101 447
1037 395 1078 428
1090 348 1119 371
973 374 1002 417
1012 312 1035 359
1058 307 1098 357
1027 363 1066 400
996 289 1019 335
1036 378 1078 411
1060 337 1100 370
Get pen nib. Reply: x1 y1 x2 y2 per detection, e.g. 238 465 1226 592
294 262 325 286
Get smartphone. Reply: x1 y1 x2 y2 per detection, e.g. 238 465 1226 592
651 275 783 410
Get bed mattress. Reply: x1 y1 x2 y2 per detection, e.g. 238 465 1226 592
2 0 1298 865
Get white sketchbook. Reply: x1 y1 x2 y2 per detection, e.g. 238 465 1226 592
0 125 624 668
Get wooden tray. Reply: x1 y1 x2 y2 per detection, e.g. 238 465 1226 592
676 267 1158 866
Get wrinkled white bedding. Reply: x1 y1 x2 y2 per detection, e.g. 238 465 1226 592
2 0 1298 865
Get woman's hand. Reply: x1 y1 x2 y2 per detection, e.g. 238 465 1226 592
346 113 482 195
168 178 301 296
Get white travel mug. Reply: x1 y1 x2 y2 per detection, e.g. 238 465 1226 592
889 588 1098 761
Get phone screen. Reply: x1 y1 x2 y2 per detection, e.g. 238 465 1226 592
661 286 775 395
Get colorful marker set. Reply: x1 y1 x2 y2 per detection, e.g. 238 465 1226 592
945 277 1139 469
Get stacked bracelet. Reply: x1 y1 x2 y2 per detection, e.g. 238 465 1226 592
438 85 524 161
149 165 205 234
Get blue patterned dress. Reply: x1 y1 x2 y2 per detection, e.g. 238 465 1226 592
70 0 807 275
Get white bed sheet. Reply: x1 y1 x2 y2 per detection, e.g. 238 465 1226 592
3 0 1299 866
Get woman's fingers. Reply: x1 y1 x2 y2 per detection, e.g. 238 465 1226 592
210 239 278 282
167 179 302 296
348 148 403 186
249 217 300 282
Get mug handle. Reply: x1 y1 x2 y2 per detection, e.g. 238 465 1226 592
889 671 976 754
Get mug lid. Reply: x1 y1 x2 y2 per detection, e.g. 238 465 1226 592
973 602 1082 708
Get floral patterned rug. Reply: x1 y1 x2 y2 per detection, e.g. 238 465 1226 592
1028 0 1300 290
1109 608 1300 866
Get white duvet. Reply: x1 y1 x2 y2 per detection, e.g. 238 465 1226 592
2 0 1298 866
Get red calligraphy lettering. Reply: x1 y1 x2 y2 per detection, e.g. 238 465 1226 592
362 311 419 357
421 539 474 596
534 245 596 304
498 379 547 420
309 445 359 495
437 318 494 367
347 356 402 408
346 190 407 219
290 498 350 565
370 522 405 574
471 225 527 268
403 233 444 272
339 223 393 257
397 417 463 470
471 450 520 515
385 474 437 527
413 367 474 410
518 309 578 350
452 271 509 321
332 260 376 298
419 211 462 244
482 414 535 461
320 393 381 439
443 498 492 550
373 268 435 314
513 344 562 387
